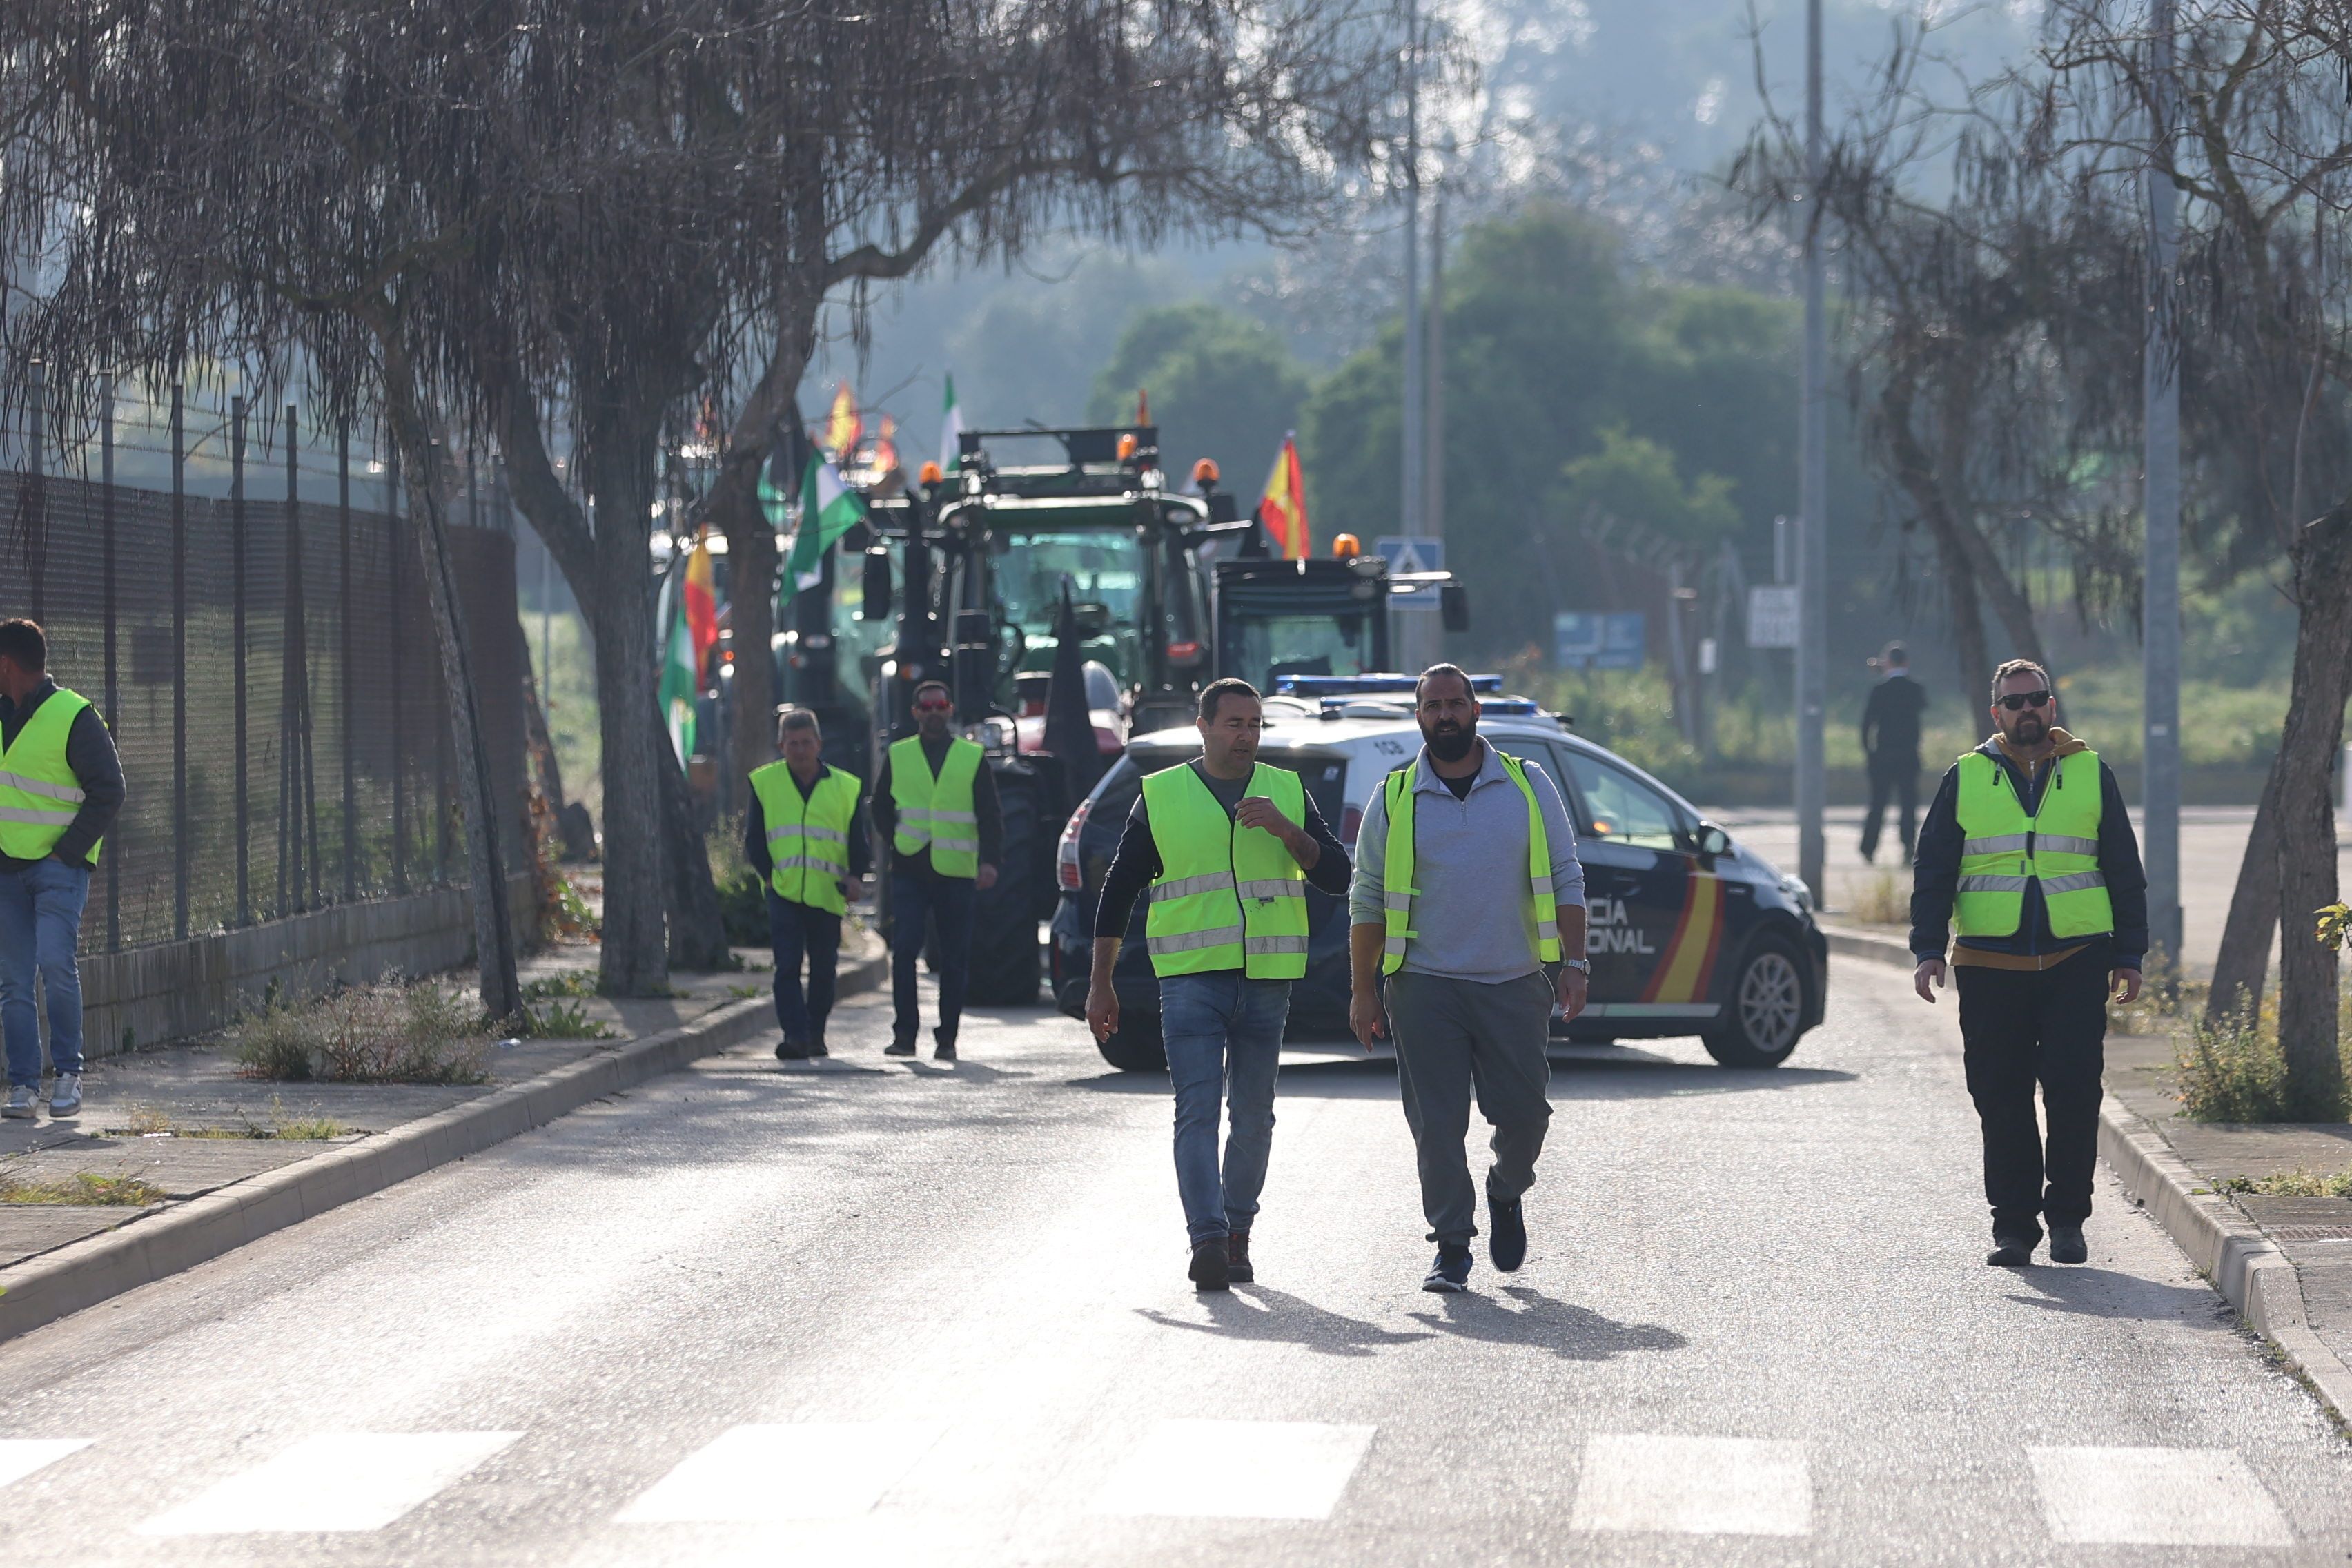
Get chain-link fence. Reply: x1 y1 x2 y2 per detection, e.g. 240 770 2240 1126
0 378 529 957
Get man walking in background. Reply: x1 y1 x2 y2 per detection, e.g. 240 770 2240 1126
871 680 999 1061
746 707 868 1061
1348 665 1587 1293
1911 658 2146 1268
1084 678 1351 1291
1860 641 1928 864
0 620 124 1121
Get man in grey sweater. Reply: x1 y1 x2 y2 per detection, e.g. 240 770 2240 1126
1349 665 1587 1293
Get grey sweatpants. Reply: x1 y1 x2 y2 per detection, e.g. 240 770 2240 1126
1384 968 1555 1246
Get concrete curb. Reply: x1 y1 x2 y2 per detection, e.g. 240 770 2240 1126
0 941 888 1342
1818 921 2352 1424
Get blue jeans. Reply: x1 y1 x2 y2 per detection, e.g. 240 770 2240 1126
0 859 89 1086
765 891 841 1046
890 872 974 1044
1159 972 1290 1244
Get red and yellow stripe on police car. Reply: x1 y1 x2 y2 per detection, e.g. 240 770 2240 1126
1640 872 1725 1005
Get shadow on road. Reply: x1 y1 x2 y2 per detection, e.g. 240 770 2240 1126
2001 1266 2228 1322
1068 1056 1857 1101
1409 1285 1688 1360
1137 1287 1438 1358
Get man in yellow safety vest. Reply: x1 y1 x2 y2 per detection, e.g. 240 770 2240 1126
1348 665 1589 1294
0 620 125 1121
1085 678 1353 1291
1910 658 2147 1268
745 707 868 1061
870 680 999 1061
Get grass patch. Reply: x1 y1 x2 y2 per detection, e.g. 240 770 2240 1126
231 976 492 1086
2217 1168 2352 1198
0 1172 166 1206
522 970 600 1001
514 998 615 1040
728 983 761 1000
1845 870 1909 927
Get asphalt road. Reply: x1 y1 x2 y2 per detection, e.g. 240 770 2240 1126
0 959 2345 1565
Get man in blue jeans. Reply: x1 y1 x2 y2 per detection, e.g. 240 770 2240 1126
0 620 125 1121
1086 679 1351 1290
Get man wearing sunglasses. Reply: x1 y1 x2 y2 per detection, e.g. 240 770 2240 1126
870 680 1001 1060
1909 658 2147 1269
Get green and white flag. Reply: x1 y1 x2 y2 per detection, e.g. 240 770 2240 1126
659 600 698 765
939 372 963 474
784 452 867 591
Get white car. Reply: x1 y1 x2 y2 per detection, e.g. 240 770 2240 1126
1050 676 1827 1073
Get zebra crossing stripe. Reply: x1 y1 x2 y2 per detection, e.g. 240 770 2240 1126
135 1431 520 1535
2028 1446 2293 1547
617 1422 945 1523
1091 1420 1375 1520
0 1439 92 1489
1569 1433 1812 1536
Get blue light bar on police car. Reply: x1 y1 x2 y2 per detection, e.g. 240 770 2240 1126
1273 673 1504 698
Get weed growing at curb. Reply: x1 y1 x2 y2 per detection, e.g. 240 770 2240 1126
231 977 491 1086
1845 870 1909 927
727 983 761 1000
2175 1001 2297 1122
523 970 600 1001
2218 1168 2352 1198
0 1172 166 1206
513 999 615 1040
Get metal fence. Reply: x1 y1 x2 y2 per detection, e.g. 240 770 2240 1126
0 380 528 956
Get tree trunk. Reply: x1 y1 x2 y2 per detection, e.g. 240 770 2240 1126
711 447 780 787
581 438 672 997
379 380 521 1021
657 705 732 970
2272 505 2352 1119
2206 771 2280 1023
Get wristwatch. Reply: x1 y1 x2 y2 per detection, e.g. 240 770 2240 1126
1559 959 1591 974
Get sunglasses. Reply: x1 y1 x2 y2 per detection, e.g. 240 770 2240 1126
914 698 953 712
1998 689 2052 712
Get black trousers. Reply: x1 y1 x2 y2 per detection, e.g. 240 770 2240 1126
1859 764 1919 862
765 892 841 1046
1955 948 2108 1235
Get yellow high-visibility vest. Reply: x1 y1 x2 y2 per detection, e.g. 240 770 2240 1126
888 735 983 879
749 761 860 914
1380 752 1558 977
1140 763 1310 979
1954 746 2113 939
0 687 99 865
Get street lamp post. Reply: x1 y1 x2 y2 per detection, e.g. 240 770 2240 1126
2144 0 2184 967
1796 0 1830 903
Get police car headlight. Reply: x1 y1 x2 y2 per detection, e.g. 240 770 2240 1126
1778 874 1814 915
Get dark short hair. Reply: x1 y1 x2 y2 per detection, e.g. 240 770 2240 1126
1882 642 1908 666
1990 658 2052 703
1414 663 1474 704
1197 677 1260 723
0 620 46 672
912 679 950 702
776 705 820 739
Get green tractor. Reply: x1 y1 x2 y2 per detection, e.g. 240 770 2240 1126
786 424 1246 1001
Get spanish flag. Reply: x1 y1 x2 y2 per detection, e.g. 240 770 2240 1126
822 382 861 459
683 531 718 671
1257 434 1309 560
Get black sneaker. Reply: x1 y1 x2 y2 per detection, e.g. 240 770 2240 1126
1189 1239 1231 1291
1987 1231 2040 1267
810 1039 830 1058
1423 1244 1473 1293
1226 1232 1254 1284
883 1037 917 1057
774 1038 810 1061
1487 1191 1527 1273
2048 1224 2087 1264
933 1043 958 1061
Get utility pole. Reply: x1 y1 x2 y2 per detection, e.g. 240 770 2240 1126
2143 0 2184 966
1398 0 1423 546
1796 0 1830 903
1426 175 1446 585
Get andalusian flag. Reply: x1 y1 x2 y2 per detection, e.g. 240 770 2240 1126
785 453 867 591
1257 433 1309 560
823 383 861 458
659 596 698 765
939 373 963 473
682 531 718 671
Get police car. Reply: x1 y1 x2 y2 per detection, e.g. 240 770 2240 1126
1049 675 1827 1072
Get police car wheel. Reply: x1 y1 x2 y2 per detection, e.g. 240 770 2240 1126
1702 938 1805 1068
1096 1013 1166 1073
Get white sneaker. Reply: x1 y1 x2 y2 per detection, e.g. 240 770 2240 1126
2 1085 37 1119
48 1074 81 1118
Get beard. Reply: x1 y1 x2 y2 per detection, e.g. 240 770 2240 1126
1423 719 1477 762
2009 712 2048 745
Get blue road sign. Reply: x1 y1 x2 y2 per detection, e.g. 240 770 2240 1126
1554 611 1645 670
1374 536 1444 607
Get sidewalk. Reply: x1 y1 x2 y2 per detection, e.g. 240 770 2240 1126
1823 922 2352 1425
0 928 884 1337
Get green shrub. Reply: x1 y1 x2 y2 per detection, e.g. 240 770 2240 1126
233 976 491 1086
522 970 600 1001
718 868 770 948
516 998 615 1039
2175 1001 2295 1122
2217 1167 2352 1197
